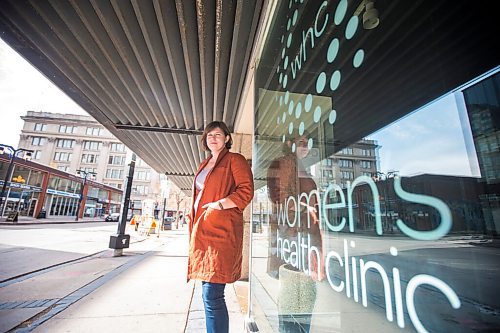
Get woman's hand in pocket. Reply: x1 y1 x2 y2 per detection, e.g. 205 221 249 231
202 201 223 210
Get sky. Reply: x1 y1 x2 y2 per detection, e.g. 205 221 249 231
370 93 480 178
0 38 88 149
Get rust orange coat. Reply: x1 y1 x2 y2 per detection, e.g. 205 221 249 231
187 148 254 283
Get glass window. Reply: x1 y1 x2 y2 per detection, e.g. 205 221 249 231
360 160 372 168
57 165 70 172
110 143 126 152
33 150 42 160
339 159 353 168
106 168 124 179
86 127 102 136
250 2 499 333
34 123 47 131
81 153 98 164
53 152 72 162
108 155 125 165
59 125 76 133
83 140 102 150
56 139 75 148
31 137 46 146
134 170 151 180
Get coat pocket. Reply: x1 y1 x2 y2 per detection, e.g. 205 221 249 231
202 208 232 242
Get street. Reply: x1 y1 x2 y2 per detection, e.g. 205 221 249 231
0 223 157 332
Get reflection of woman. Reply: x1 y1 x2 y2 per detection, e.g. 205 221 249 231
187 121 254 333
267 134 324 333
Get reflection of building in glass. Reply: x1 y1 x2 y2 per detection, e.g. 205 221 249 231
464 74 500 184
332 174 493 236
316 139 378 190
462 73 500 235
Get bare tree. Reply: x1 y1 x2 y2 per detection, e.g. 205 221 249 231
171 190 185 229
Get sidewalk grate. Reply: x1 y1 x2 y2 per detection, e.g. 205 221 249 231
0 299 58 310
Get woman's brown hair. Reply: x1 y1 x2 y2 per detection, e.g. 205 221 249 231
200 121 233 151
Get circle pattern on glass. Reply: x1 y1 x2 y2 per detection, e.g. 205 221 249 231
295 102 302 118
314 106 321 123
335 0 348 25
330 70 341 91
305 94 312 112
327 38 339 63
329 110 337 124
345 16 359 40
292 10 298 25
353 49 365 68
316 72 326 93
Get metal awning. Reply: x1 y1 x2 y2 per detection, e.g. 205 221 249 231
0 0 263 191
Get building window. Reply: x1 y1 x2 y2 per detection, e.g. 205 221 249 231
57 165 70 172
81 153 98 164
86 127 102 136
361 149 373 156
341 147 353 155
110 143 126 152
106 168 124 179
341 171 354 180
134 170 151 181
33 150 42 160
339 159 353 168
322 170 333 178
132 185 149 195
34 123 47 131
360 160 372 168
82 167 97 173
83 140 102 150
56 139 75 149
31 137 46 146
59 125 76 133
54 152 72 162
322 158 333 166
108 155 126 165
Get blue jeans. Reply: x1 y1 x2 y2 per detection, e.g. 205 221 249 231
202 281 229 333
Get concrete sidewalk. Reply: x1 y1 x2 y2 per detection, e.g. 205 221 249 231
2 228 248 333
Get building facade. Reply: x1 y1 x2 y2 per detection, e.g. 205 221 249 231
18 111 164 214
0 154 122 219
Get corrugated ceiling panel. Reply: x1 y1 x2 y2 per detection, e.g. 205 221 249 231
0 0 264 191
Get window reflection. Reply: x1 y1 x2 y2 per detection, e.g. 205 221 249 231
251 0 499 331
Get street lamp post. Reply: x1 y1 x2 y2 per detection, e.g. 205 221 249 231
75 169 96 221
374 171 398 233
0 144 34 217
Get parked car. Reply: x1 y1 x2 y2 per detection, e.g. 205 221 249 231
105 212 120 222
163 216 175 230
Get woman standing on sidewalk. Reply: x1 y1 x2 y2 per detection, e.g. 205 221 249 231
187 121 254 333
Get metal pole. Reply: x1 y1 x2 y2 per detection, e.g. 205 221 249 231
109 154 135 256
0 153 16 217
75 176 86 221
158 197 166 238
117 154 135 236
